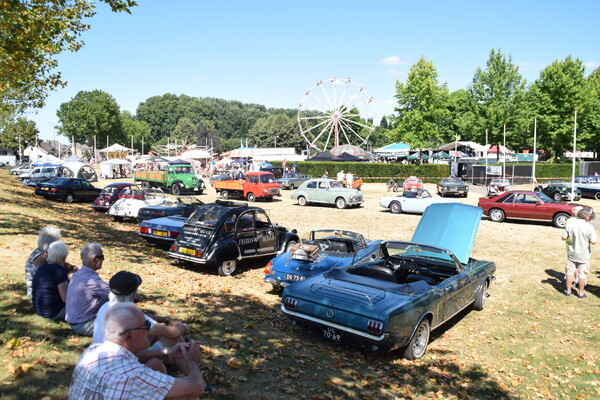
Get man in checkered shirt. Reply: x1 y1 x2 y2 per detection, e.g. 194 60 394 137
69 302 206 399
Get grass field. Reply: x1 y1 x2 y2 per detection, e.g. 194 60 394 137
0 169 598 399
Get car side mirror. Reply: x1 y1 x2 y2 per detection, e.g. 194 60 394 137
536 201 542 205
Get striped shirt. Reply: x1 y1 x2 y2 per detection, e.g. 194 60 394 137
69 341 174 399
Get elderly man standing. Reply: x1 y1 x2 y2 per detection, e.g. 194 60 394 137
562 207 597 298
69 303 206 399
66 243 110 336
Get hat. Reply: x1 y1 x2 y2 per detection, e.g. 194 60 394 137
109 271 142 296
571 206 583 217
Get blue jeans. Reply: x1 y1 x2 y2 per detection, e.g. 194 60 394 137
69 318 96 336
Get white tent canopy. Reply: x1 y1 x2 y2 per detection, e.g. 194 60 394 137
99 143 132 159
99 159 132 179
180 149 211 159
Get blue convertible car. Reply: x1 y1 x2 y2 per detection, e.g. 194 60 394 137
139 216 187 246
281 203 496 359
263 229 382 291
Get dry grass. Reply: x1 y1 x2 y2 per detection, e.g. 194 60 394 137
0 170 599 399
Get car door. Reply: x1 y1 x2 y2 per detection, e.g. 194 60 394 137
511 193 540 219
81 180 96 201
254 210 277 255
303 180 320 203
499 193 519 217
235 211 258 257
70 179 83 199
438 269 470 321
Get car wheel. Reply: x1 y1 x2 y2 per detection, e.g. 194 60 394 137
298 196 307 206
390 201 402 214
553 212 569 228
141 181 150 190
221 190 229 199
286 240 297 252
335 197 346 209
595 192 600 201
65 193 74 204
403 318 430 360
247 192 256 202
553 192 562 201
289 183 295 190
438 190 444 197
489 208 505 222
473 280 489 311
171 184 181 195
218 260 236 276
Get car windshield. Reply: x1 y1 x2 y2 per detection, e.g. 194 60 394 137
260 173 276 183
385 241 456 265
144 189 167 199
281 173 298 179
188 204 231 227
100 186 120 195
491 179 510 185
171 166 193 174
312 229 364 244
443 178 463 184
536 192 555 203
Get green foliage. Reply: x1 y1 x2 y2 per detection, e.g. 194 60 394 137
172 117 196 142
469 48 528 150
121 111 151 153
0 117 38 149
247 113 303 151
56 89 122 147
392 56 450 157
529 56 592 159
0 0 136 125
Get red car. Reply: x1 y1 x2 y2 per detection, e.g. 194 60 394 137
403 176 424 191
91 183 144 212
477 191 576 228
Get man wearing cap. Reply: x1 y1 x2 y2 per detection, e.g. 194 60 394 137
69 303 206 399
562 207 597 298
65 243 110 336
93 270 193 374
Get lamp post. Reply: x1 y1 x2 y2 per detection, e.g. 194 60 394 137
571 109 578 200
531 117 538 191
502 123 506 181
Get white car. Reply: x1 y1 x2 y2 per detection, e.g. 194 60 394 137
108 189 178 221
10 164 33 176
379 189 461 214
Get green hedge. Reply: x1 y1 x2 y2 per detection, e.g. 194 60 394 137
270 161 581 183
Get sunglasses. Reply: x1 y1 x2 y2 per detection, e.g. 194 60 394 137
120 319 151 336
94 254 105 260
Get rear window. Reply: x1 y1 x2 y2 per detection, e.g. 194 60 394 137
188 204 232 227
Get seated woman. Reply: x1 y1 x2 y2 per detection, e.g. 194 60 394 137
32 241 69 320
25 225 62 299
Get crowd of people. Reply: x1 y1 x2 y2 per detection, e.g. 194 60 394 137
26 227 208 399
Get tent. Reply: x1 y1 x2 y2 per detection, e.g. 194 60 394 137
487 144 512 154
168 158 191 165
63 155 84 162
33 154 62 167
99 159 132 179
180 149 211 159
99 143 132 159
63 161 98 181
223 147 254 158
306 151 342 161
407 152 430 160
373 142 411 157
330 144 366 156
432 151 452 159
336 152 364 162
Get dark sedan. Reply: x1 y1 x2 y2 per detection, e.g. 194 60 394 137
436 177 469 197
34 177 101 203
478 190 577 228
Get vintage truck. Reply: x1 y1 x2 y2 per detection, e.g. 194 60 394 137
134 164 205 195
212 171 281 201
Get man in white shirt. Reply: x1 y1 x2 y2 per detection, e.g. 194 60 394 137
562 207 597 298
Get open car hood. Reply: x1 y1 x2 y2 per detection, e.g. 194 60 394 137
410 203 482 264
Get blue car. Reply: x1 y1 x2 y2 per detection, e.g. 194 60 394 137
139 216 187 246
264 229 381 292
281 203 496 360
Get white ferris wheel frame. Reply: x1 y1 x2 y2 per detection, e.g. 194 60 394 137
297 77 375 152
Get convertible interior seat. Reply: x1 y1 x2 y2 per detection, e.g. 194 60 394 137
363 265 396 282
405 273 437 286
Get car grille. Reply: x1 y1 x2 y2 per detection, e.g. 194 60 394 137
269 188 280 195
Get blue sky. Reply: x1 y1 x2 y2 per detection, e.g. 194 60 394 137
29 0 600 141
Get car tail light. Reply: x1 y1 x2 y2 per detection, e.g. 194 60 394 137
169 231 179 238
170 245 177 252
283 297 297 310
367 320 383 335
140 227 150 234
50 188 57 192
195 250 203 258
153 211 164 217
264 260 272 275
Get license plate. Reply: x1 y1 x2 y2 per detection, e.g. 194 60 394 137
285 274 306 282
153 230 168 237
179 247 196 256
323 327 341 342
42 187 49 191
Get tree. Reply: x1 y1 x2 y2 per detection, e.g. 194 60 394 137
445 89 478 143
583 67 600 158
172 117 196 143
121 111 151 154
528 56 593 159
469 49 528 155
56 90 122 147
0 117 38 149
0 0 136 126
247 114 303 151
391 56 449 160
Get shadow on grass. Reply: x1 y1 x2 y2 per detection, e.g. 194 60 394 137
543 268 599 299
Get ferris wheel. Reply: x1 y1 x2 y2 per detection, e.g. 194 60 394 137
297 77 375 152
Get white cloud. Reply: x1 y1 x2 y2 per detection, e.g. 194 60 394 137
387 67 404 77
380 56 407 65
584 61 599 70
192 77 204 83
